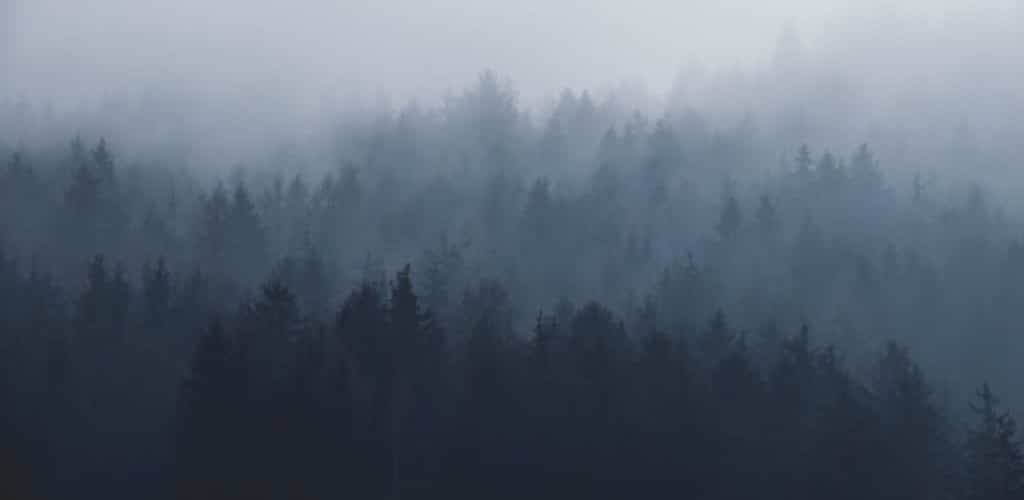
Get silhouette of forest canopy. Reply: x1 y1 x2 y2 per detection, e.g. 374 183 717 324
3 73 1024 499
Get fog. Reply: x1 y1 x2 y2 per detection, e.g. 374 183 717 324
5 0 1019 103
1 0 858 102
8 1 1024 499
4 1 1024 184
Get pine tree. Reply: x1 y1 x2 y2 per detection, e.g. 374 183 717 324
227 181 267 281
717 193 743 240
455 314 506 496
796 144 813 175
756 194 779 237
522 177 555 243
963 384 1024 500
767 325 818 498
388 264 446 497
91 138 115 185
63 156 101 236
247 279 302 360
198 183 230 274
809 346 887 500
335 282 391 496
699 310 735 364
566 302 629 497
175 320 240 498
850 143 883 192
142 258 172 330
816 151 846 190
74 256 117 346
874 343 952 500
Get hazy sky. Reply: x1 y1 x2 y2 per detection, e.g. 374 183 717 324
3 0 1020 107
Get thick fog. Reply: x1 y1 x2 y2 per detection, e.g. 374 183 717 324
3 0 1018 103
4 1 1024 185
0 0 887 101
8 2 1024 499
4 0 1020 100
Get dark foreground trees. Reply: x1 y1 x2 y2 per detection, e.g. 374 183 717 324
1 244 1014 499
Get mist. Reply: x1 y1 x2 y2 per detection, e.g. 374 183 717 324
6 1 1024 499
7 0 1018 103
5 1 1024 182
1 0 854 102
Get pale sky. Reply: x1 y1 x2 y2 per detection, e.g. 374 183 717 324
2 0 1021 107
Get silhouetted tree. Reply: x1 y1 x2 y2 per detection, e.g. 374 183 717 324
175 319 243 498
963 384 1024 500
717 192 743 240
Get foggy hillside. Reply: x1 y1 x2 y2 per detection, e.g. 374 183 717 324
4 2 1024 499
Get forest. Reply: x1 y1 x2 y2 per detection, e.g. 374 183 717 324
2 66 1024 499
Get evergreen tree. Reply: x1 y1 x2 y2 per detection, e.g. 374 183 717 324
963 384 1024 500
809 347 887 500
708 333 767 499
227 181 267 281
197 183 230 274
795 144 813 175
175 319 242 498
142 258 172 330
91 138 115 185
388 264 446 496
850 143 883 192
335 281 391 496
717 193 743 240
874 343 953 500
756 194 779 239
699 309 735 364
766 325 818 498
454 314 509 497
816 151 846 190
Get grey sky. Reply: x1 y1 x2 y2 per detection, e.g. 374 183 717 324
3 0 1021 107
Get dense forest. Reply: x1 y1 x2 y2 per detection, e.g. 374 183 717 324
4 68 1024 499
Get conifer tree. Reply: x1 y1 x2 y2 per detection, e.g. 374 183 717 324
963 384 1024 500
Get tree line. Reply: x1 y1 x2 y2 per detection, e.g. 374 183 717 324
3 74 1024 498
1 248 1023 499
